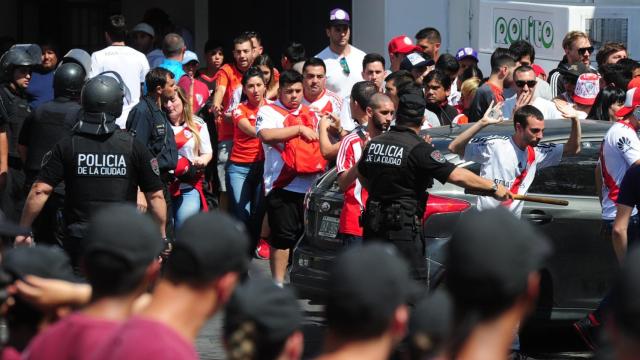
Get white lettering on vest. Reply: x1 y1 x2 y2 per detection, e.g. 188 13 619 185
365 143 405 166
76 153 127 177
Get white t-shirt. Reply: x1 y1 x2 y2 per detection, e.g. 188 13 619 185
339 95 356 132
502 96 563 120
90 45 150 128
464 136 563 217
256 101 320 195
315 45 366 99
170 116 213 161
600 122 640 220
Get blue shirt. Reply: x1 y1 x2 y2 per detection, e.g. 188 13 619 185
26 70 55 109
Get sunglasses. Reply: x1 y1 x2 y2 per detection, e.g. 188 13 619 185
515 80 537 88
578 46 594 56
339 57 350 75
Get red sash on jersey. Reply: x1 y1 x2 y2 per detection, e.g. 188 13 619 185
502 146 535 206
599 120 639 202
169 124 208 211
265 104 327 189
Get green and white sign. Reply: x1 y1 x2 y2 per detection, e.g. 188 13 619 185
494 15 554 49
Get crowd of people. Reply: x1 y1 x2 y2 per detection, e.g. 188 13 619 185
0 5 637 359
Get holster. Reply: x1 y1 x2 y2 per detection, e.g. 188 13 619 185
363 200 383 233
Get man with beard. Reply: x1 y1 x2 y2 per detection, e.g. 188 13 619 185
548 31 594 99
467 53 515 122
448 104 581 218
423 69 458 126
336 93 393 245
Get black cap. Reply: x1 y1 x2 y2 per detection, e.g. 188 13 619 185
445 207 552 314
225 277 302 343
84 204 163 269
326 243 419 333
166 211 250 282
3 245 78 282
409 288 453 351
400 52 434 72
396 85 426 126
611 247 640 337
559 63 595 82
328 8 351 26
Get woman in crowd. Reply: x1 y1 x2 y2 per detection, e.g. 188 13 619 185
587 85 625 121
227 67 269 255
454 77 481 125
254 54 279 100
198 39 225 95
164 87 213 228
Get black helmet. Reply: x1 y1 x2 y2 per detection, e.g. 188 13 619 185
59 49 91 79
74 73 124 135
0 47 37 82
53 63 85 98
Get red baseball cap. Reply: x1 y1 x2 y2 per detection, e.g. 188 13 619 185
616 86 640 117
388 35 421 55
573 73 600 106
532 64 546 77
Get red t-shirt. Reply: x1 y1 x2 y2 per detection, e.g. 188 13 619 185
178 76 211 114
23 312 119 360
336 129 368 236
230 102 264 163
1 347 21 360
488 82 504 103
93 316 198 360
215 64 244 141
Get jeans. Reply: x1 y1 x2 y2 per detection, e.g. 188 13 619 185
339 233 363 247
172 186 202 229
226 161 265 248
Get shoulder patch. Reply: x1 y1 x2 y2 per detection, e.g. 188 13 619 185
41 150 52 167
150 158 160 176
430 149 445 163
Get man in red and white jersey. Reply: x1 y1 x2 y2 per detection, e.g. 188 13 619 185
449 103 581 218
572 87 640 350
336 93 393 245
257 70 323 286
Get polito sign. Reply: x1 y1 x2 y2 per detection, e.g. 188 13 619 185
494 13 554 49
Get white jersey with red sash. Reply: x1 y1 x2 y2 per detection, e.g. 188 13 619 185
600 121 640 220
463 135 563 218
169 116 213 210
256 100 321 196
302 89 343 117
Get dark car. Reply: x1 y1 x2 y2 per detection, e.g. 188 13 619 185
291 119 616 325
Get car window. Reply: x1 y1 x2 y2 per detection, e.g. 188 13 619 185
529 140 600 196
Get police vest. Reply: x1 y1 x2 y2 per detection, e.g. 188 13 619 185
0 85 31 160
361 127 430 216
25 98 81 171
65 130 135 236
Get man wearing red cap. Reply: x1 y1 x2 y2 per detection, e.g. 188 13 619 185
388 35 421 72
575 85 640 349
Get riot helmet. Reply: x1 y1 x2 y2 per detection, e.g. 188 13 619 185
74 72 124 135
59 49 91 80
0 47 38 83
53 63 85 98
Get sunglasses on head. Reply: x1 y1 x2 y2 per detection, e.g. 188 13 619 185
339 57 350 75
578 46 594 56
515 80 537 88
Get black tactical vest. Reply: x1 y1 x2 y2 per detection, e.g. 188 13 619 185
65 130 135 237
0 86 31 160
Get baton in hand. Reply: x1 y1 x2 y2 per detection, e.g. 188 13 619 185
465 190 569 206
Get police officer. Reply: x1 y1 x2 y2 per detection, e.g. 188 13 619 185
16 74 167 268
17 62 84 245
0 46 38 222
126 67 178 237
357 84 511 281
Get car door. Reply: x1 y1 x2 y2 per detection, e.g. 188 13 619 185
525 139 617 316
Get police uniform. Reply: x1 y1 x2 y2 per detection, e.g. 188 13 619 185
36 75 164 266
0 81 32 222
17 62 85 245
358 92 456 280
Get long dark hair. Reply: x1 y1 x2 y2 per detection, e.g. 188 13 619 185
587 86 625 121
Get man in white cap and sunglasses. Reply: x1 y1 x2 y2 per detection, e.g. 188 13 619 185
316 8 366 99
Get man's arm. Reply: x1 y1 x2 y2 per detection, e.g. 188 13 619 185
318 116 341 161
15 181 53 244
258 125 318 145
448 101 503 157
145 189 167 238
612 204 633 264
447 167 510 201
0 132 7 191
595 162 603 203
